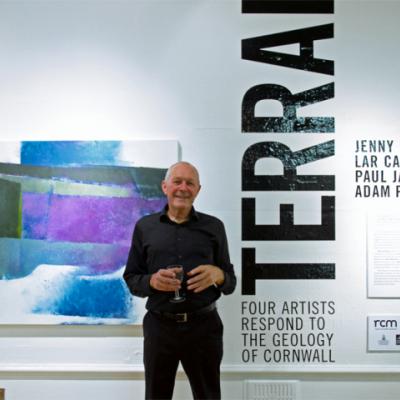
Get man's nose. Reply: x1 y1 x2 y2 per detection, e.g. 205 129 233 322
178 181 189 191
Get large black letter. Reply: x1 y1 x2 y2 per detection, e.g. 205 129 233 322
242 24 334 75
242 248 335 295
242 83 334 133
242 0 334 14
242 141 335 191
242 196 335 241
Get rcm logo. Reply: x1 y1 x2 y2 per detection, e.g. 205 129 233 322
374 319 398 329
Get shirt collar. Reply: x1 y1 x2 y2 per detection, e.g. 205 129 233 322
160 204 199 223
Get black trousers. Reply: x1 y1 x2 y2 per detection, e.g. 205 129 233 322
143 309 224 400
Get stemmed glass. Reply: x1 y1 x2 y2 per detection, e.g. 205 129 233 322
167 265 185 303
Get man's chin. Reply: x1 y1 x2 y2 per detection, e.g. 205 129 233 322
171 200 192 209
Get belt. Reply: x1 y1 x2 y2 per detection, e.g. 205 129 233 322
151 303 216 323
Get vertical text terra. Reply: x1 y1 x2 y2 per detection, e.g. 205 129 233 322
241 0 335 295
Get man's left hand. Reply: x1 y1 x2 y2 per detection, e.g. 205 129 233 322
186 265 225 293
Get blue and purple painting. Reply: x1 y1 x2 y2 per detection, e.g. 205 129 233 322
0 141 168 324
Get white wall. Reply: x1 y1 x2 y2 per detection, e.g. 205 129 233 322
1 0 400 399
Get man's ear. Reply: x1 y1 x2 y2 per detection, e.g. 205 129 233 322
161 180 167 195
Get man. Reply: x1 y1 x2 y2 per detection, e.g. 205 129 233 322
124 161 236 400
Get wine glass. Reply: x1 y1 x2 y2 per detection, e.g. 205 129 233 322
167 265 185 303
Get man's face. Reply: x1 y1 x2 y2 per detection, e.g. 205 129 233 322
161 163 201 213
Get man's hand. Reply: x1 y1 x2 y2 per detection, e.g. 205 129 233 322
187 265 225 293
150 267 182 292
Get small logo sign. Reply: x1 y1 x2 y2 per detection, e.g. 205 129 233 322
368 315 400 352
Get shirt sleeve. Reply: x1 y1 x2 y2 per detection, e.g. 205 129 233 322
215 220 237 295
123 221 154 298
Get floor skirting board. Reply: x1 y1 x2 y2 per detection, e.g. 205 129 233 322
0 364 400 381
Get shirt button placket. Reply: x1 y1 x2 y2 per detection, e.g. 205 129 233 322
176 225 183 263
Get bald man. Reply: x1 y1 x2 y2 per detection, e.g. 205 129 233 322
124 161 236 400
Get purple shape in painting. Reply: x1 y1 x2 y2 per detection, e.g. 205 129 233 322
22 192 50 240
23 193 165 246
48 195 146 245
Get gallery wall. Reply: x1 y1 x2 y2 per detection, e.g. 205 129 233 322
1 1 400 399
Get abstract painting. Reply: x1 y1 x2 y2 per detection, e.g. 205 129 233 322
0 141 174 324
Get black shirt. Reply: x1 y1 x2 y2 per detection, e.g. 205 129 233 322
123 206 236 313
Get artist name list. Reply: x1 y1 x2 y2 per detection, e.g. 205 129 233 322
354 139 400 198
